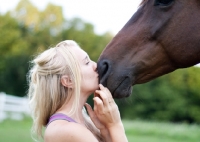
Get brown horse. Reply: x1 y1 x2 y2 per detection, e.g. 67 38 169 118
97 0 200 98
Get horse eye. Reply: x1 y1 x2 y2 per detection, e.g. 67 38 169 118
155 0 174 6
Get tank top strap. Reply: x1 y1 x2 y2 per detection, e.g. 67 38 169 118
46 113 77 127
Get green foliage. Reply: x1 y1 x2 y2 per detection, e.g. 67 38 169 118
12 0 39 28
0 14 28 57
0 14 29 96
60 18 112 61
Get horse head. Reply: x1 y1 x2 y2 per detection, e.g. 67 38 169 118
98 0 200 98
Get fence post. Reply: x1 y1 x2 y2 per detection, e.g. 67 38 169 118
0 92 6 121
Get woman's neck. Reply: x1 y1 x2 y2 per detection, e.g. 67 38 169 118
56 93 90 125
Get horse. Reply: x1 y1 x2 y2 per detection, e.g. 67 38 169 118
97 0 200 99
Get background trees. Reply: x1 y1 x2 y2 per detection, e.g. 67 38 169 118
0 0 199 123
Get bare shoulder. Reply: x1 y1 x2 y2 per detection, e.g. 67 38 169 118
44 120 98 142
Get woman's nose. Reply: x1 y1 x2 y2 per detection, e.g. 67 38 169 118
93 61 97 70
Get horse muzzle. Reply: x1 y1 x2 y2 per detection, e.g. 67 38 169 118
97 59 132 98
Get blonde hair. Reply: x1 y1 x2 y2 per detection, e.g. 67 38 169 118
28 40 102 141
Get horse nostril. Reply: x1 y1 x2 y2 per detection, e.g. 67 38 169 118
101 61 109 76
97 59 111 85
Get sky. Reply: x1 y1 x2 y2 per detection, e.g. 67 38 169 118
0 0 142 35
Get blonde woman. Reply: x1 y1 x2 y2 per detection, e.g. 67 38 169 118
28 40 128 142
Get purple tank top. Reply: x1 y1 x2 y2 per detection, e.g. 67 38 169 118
46 113 77 126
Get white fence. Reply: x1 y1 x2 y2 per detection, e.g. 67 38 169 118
0 92 30 122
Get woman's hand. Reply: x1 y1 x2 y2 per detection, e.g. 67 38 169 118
93 84 121 129
85 103 111 142
84 103 106 130
85 84 128 142
85 84 121 129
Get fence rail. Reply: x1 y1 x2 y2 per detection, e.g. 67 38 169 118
0 92 30 122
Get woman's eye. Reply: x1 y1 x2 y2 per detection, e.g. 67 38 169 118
86 61 90 65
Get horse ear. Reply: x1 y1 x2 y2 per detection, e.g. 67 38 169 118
61 75 73 88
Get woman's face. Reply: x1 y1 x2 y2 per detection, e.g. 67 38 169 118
71 46 99 95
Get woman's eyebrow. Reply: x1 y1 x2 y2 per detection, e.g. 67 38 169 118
82 56 88 62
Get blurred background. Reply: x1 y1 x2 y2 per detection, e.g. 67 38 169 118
0 0 200 142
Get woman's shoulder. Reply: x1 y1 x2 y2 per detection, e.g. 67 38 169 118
44 120 98 142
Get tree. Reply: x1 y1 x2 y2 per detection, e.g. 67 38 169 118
0 14 29 96
39 3 64 35
11 0 39 30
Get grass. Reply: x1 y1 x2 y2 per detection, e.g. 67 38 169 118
0 117 34 142
123 120 200 142
0 117 199 142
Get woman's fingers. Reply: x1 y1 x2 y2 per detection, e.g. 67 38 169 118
85 103 94 118
93 84 122 130
85 103 105 129
95 84 114 107
99 84 113 98
93 97 104 113
95 90 109 107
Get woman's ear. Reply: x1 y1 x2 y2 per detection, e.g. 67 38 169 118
61 75 73 88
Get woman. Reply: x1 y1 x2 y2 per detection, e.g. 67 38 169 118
28 40 128 142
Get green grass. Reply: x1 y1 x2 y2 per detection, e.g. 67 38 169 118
0 117 34 142
0 118 200 142
123 120 200 142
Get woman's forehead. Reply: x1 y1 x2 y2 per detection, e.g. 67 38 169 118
71 46 87 60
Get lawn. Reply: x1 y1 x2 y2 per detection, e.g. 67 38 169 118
0 117 34 142
0 118 199 142
124 120 200 142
